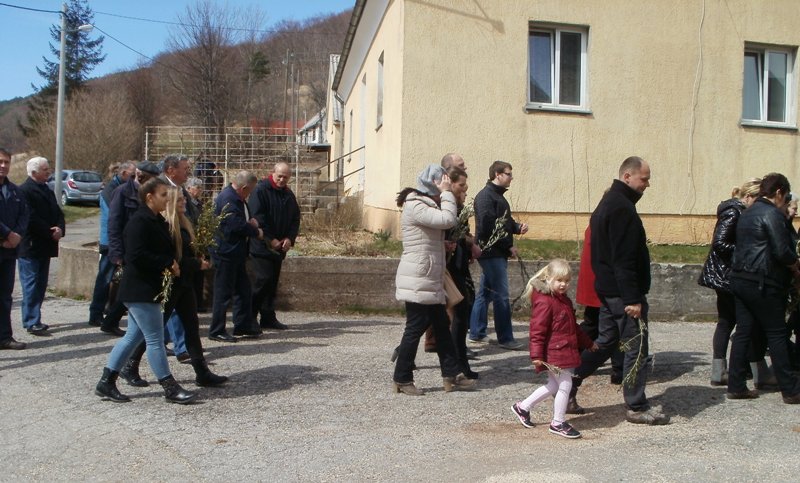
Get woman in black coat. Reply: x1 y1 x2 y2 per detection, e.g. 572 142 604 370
698 179 759 385
726 173 800 403
445 167 478 379
119 187 227 388
94 178 197 404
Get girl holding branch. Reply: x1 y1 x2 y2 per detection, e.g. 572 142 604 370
512 259 596 438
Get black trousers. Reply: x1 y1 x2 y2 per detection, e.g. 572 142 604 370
129 283 205 364
728 278 800 397
712 289 765 361
449 273 475 375
209 257 254 336
572 297 651 411
393 302 461 383
249 256 283 325
0 258 16 342
102 300 126 331
579 305 624 376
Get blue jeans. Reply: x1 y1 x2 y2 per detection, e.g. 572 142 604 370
469 257 514 344
88 247 114 322
106 302 171 380
18 257 50 329
166 310 187 355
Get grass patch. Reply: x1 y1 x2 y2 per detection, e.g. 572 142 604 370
516 239 582 261
62 205 100 224
515 239 709 264
649 244 709 264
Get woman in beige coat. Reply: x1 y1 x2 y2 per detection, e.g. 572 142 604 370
392 164 476 395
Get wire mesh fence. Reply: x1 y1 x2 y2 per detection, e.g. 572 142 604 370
143 125 326 196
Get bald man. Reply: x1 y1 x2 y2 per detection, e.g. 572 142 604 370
440 152 466 171
248 162 300 330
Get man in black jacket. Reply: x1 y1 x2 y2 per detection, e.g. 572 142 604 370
18 157 65 335
569 156 669 425
102 161 160 335
208 171 262 342
468 160 528 350
248 162 300 330
159 154 200 225
0 147 29 349
87 161 135 329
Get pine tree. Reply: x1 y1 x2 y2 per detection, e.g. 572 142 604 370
20 0 105 137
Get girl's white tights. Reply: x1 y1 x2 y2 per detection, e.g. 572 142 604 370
518 368 574 424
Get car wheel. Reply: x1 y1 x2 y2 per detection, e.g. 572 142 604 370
61 192 70 206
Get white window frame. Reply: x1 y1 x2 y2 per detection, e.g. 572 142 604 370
741 44 797 129
526 23 590 113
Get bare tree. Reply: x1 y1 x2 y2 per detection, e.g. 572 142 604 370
26 89 140 173
123 64 162 132
165 0 254 128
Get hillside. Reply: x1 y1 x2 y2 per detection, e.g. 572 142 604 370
0 97 28 152
1 9 351 157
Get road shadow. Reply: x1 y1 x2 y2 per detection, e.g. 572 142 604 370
210 364 334 399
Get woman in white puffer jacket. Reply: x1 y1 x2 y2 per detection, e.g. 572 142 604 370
392 164 476 396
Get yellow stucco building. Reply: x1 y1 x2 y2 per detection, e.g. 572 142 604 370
327 0 800 244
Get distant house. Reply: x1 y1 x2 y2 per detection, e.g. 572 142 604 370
297 108 328 149
327 0 800 243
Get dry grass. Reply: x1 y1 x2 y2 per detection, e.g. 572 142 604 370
8 154 29 184
297 202 402 257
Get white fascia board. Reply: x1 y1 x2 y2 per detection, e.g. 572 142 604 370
337 0 390 103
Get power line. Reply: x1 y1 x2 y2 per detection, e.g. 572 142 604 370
91 24 194 79
91 25 155 65
0 2 346 37
94 10 345 36
0 1 60 14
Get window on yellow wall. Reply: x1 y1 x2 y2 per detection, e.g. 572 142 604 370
377 52 384 129
742 45 796 127
528 24 588 111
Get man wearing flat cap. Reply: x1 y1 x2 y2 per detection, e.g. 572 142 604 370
101 160 160 336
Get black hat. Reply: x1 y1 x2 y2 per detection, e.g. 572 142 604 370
136 160 160 176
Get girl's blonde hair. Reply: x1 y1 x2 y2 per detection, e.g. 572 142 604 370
163 187 195 261
731 177 761 199
521 258 571 301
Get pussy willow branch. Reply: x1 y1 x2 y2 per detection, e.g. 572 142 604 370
620 317 647 388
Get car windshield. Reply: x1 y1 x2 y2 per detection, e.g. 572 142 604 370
73 171 102 183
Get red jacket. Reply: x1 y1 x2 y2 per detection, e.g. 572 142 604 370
529 279 595 372
575 225 601 308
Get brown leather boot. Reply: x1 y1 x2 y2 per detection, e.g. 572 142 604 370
443 373 476 392
393 381 424 396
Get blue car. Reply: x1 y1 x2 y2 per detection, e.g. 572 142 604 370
47 169 103 205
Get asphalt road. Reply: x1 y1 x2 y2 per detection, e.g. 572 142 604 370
1 295 798 481
1 213 798 480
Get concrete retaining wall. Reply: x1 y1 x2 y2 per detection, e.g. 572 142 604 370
56 242 715 320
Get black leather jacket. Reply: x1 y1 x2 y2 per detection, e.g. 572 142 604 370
698 198 745 293
731 198 798 290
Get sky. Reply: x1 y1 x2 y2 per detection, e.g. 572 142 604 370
0 0 355 101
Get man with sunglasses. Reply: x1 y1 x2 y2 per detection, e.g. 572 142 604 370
469 160 528 350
